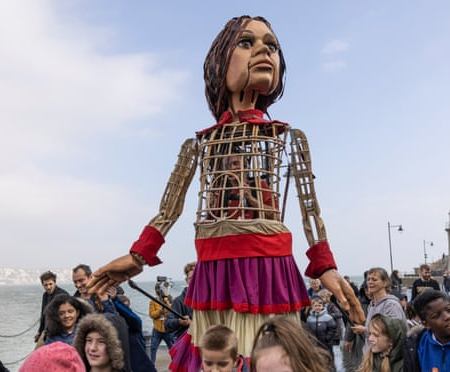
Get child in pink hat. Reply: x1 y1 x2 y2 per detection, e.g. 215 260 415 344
19 341 85 372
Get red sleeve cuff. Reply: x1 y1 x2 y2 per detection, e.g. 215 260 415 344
305 241 337 279
130 225 164 267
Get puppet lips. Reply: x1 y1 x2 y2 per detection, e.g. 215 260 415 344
250 59 274 69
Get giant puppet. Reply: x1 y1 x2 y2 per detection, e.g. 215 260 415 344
89 15 364 370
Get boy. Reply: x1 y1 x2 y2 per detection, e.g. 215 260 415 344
404 290 450 371
200 325 248 372
305 296 337 357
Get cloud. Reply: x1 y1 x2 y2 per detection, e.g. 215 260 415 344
0 1 187 267
321 39 350 55
322 60 347 72
320 39 349 72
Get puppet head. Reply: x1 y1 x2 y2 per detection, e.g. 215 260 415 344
204 16 286 120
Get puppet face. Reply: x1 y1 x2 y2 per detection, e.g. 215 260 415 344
226 20 280 100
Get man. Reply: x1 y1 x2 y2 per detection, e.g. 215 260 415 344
411 264 440 300
443 271 450 294
72 264 93 300
404 290 450 371
148 278 174 363
165 262 195 341
34 270 68 343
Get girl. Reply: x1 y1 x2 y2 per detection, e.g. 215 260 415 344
251 316 331 372
74 313 125 372
45 293 92 345
200 325 247 372
358 314 406 372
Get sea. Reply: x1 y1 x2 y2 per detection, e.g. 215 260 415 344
0 281 185 372
0 277 366 372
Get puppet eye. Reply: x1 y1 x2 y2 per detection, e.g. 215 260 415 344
267 42 279 53
237 38 253 49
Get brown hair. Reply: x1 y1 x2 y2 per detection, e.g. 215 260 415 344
200 325 238 361
250 316 331 372
40 270 56 283
204 15 286 120
367 267 391 292
419 264 430 271
73 314 124 372
184 261 196 278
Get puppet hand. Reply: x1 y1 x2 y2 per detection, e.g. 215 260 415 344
319 269 365 325
351 325 366 335
87 254 143 295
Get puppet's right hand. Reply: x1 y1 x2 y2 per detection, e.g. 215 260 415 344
87 254 143 295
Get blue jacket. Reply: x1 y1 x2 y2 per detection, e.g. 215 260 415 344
418 329 450 372
113 298 157 372
405 327 450 372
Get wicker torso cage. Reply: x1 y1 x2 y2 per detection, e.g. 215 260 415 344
196 120 286 224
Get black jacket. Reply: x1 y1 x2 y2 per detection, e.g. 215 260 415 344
403 326 426 372
165 287 193 341
38 286 69 334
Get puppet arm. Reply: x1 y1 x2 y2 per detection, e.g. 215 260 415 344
290 129 365 324
88 139 198 292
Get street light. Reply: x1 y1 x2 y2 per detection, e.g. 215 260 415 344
388 222 403 273
423 240 434 264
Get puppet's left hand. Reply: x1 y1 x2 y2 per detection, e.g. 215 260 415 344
319 269 365 325
87 254 143 295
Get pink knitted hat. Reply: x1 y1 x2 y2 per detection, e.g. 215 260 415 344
19 342 85 372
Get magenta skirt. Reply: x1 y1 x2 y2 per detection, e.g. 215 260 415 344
185 255 310 314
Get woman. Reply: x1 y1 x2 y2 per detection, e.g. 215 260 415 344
352 268 406 350
359 314 406 372
74 313 125 372
45 293 92 345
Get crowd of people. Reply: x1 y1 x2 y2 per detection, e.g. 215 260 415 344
3 262 446 371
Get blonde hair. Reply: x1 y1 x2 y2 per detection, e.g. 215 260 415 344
251 316 331 372
200 325 238 361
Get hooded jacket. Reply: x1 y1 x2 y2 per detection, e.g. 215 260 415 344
73 314 125 372
364 294 406 352
370 315 406 372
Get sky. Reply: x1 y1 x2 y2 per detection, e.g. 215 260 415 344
1 1 449 281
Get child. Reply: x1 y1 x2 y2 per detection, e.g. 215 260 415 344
73 314 125 372
19 342 85 372
200 325 247 372
305 296 337 357
358 314 406 372
404 290 450 372
251 316 331 372
318 289 344 344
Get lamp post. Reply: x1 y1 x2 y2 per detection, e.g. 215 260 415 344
423 240 433 264
387 222 403 273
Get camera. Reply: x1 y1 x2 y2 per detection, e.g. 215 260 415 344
155 276 173 297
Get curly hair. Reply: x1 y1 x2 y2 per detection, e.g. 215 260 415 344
251 316 331 372
73 314 124 371
45 294 93 338
204 15 286 120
